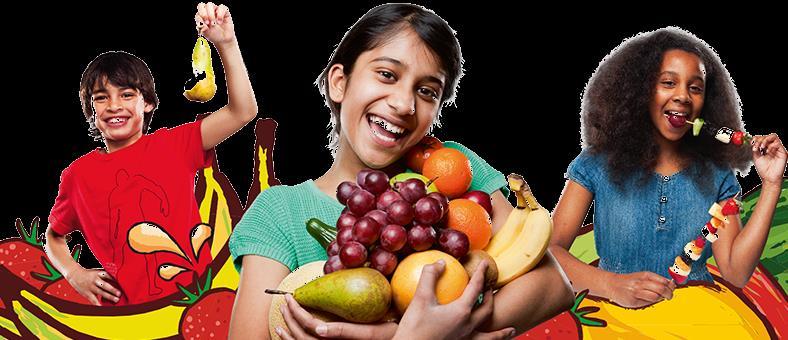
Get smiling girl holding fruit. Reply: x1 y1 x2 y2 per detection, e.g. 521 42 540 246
550 27 787 309
228 3 573 339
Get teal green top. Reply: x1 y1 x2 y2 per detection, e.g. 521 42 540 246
229 141 509 272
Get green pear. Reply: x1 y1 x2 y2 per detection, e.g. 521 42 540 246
390 172 439 193
288 268 392 323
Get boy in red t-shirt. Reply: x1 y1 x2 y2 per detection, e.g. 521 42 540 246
44 2 256 305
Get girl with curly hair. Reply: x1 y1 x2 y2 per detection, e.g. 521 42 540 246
549 27 787 309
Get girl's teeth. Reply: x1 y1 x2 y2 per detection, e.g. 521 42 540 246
371 126 396 142
369 115 405 135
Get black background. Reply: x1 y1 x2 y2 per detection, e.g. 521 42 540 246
5 2 786 269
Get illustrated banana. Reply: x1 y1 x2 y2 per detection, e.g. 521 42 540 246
492 174 553 288
484 175 530 257
184 36 217 102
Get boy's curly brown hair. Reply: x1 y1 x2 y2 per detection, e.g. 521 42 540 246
580 27 751 191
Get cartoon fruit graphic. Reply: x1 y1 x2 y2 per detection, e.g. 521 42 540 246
405 135 443 173
460 250 498 290
183 37 217 102
175 269 236 340
491 174 552 288
267 267 392 323
422 148 473 199
445 199 492 250
41 278 92 305
0 218 54 289
390 250 469 314
516 290 603 340
39 245 91 305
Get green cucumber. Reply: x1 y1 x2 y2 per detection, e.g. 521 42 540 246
306 218 338 249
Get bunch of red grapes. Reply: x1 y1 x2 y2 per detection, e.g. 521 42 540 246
324 169 471 275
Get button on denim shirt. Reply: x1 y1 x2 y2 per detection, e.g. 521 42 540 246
567 150 741 282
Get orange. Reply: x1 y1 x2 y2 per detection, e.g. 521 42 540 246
422 148 472 199
446 199 492 250
390 250 469 315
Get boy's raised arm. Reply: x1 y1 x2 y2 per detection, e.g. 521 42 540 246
195 2 258 151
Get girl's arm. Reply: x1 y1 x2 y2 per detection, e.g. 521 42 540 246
228 255 291 339
549 181 612 296
712 133 787 288
549 181 674 308
195 3 258 151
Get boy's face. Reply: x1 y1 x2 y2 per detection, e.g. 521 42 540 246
91 81 154 148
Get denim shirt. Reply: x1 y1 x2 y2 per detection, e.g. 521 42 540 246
566 150 741 282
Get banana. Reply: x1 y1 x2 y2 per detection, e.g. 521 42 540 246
484 175 531 257
184 37 217 102
492 174 553 288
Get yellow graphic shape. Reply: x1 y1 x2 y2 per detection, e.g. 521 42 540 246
19 290 183 339
580 284 770 339
14 301 70 339
190 224 212 259
127 222 187 259
199 167 233 257
212 255 240 290
159 264 188 281
0 313 21 337
258 146 271 192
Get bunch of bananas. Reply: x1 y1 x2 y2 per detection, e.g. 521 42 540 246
484 174 553 288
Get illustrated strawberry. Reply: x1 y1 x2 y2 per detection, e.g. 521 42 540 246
0 217 53 289
42 277 92 305
40 245 91 304
516 290 604 339
722 198 741 216
175 269 236 340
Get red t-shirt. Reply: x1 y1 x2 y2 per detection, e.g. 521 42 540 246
49 120 214 305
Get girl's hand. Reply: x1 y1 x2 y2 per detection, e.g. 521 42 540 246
751 133 788 187
606 271 675 308
277 293 397 340
392 260 515 340
195 2 236 47
64 267 121 306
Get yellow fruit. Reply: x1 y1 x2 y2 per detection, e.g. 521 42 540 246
184 37 217 102
390 250 469 315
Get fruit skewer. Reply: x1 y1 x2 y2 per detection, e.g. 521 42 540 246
668 198 740 284
684 118 752 146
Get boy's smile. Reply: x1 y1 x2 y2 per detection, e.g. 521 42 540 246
91 81 154 152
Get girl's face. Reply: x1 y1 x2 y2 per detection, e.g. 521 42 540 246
91 80 153 148
649 49 706 144
329 28 446 169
